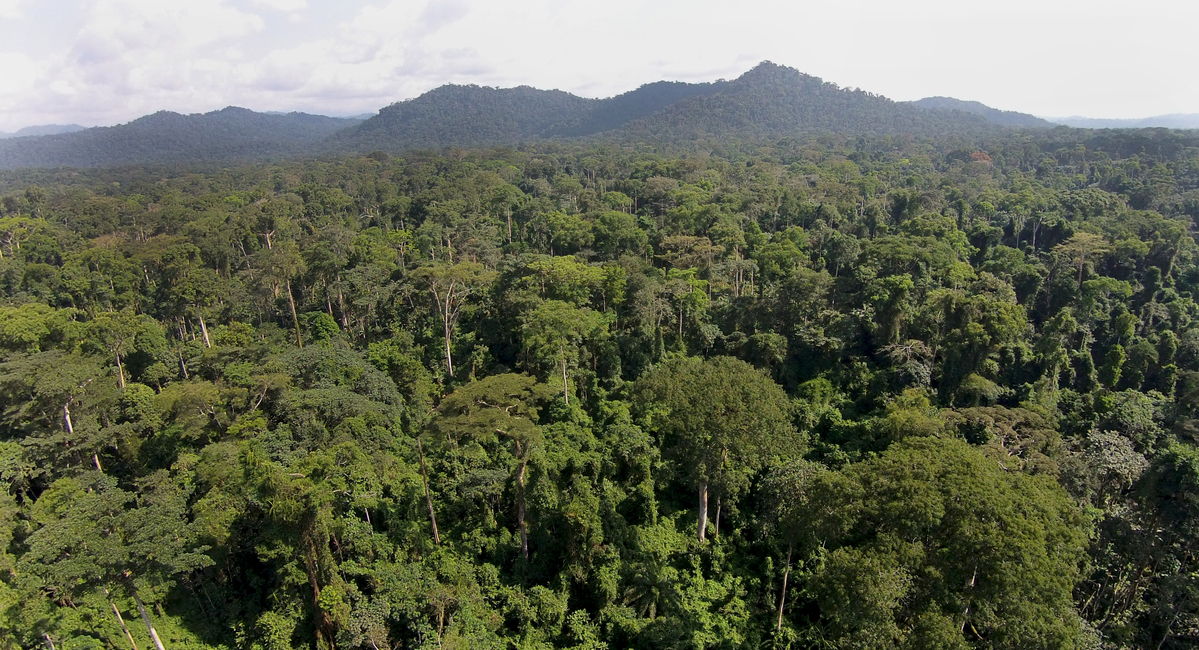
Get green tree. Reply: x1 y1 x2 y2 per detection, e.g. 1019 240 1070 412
521 300 609 404
412 262 495 378
18 471 212 650
634 356 800 541
428 374 553 558
798 437 1087 648
1053 232 1109 290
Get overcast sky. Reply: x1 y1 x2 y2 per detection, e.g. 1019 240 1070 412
0 0 1195 132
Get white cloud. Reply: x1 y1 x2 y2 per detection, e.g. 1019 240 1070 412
74 0 264 55
251 0 307 12
0 0 1197 131
0 0 26 19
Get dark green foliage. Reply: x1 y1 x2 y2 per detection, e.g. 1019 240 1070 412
795 438 1087 648
2 127 1199 649
334 84 596 152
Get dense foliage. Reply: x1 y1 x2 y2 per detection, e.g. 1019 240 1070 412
2 126 1199 649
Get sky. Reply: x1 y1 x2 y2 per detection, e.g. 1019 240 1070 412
0 0 1196 132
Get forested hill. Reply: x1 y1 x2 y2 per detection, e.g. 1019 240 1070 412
909 96 1053 127
0 62 1058 170
336 62 1008 152
0 108 360 169
329 84 598 151
543 80 727 138
607 62 1000 140
331 78 732 150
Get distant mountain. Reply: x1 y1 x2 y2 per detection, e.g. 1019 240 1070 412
607 63 999 141
545 80 727 137
0 63 1072 169
908 97 1052 128
331 85 597 151
337 62 1008 153
0 108 362 169
0 124 87 139
1048 114 1199 129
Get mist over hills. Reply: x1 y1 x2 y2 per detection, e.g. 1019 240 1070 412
6 61 1192 170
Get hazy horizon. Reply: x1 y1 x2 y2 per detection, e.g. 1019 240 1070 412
1 0 1196 132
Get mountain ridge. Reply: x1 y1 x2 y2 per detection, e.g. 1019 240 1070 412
0 62 1125 169
908 96 1052 128
0 124 88 140
1048 114 1199 129
606 62 997 141
333 61 1007 154
0 107 362 169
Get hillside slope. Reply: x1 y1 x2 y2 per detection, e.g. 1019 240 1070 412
331 85 597 151
0 63 1057 167
0 108 360 169
606 63 999 141
546 80 728 137
336 62 1010 152
909 96 1052 128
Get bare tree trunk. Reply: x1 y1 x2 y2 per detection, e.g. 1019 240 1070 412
561 355 569 405
132 589 167 650
197 313 211 349
442 305 454 377
697 481 709 542
517 459 529 558
713 497 721 539
417 438 440 546
115 354 126 389
42 634 56 650
106 589 140 650
286 279 303 349
776 545 792 631
337 277 349 330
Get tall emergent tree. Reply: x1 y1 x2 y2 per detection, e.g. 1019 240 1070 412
794 437 1087 647
428 374 553 558
634 356 801 541
412 262 495 378
521 299 609 404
